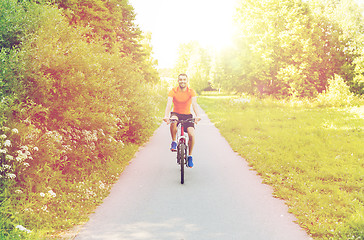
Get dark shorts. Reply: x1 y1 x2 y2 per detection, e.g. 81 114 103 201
170 112 194 133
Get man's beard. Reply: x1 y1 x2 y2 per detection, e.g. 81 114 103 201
179 83 186 89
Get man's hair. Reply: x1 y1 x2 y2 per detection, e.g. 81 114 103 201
178 73 188 79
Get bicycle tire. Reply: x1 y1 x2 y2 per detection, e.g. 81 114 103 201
179 143 186 184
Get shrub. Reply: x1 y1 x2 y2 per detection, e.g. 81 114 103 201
0 0 163 238
276 64 318 98
316 74 354 107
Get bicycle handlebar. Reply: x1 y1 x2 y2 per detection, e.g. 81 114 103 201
169 118 195 124
165 117 200 125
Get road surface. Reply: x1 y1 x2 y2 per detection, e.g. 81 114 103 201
75 108 311 240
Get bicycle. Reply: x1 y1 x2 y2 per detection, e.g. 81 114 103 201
170 118 195 184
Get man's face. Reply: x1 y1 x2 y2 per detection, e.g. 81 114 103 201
178 75 188 89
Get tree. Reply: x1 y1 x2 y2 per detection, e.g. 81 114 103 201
174 41 211 93
54 0 158 82
309 0 364 94
210 46 248 93
55 0 139 52
226 0 361 97
232 0 314 97
0 0 161 179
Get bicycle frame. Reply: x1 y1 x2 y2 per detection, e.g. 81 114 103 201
176 122 188 148
171 118 194 157
170 118 194 184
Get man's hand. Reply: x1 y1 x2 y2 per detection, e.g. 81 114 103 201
194 117 201 124
163 117 170 125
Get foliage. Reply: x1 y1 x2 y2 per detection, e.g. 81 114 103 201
205 0 364 97
316 74 354 107
352 35 364 95
0 0 36 49
199 95 364 239
0 0 164 238
172 0 363 97
55 0 139 51
54 0 159 82
174 41 212 93
230 0 352 97
310 0 364 95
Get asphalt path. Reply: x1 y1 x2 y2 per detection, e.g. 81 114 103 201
75 107 311 240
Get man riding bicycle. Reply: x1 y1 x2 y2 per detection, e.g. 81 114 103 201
163 74 201 168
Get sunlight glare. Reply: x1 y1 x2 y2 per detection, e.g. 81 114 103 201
130 0 237 68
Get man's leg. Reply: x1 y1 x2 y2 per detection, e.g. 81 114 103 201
170 115 178 141
186 127 195 167
187 127 195 155
170 115 178 151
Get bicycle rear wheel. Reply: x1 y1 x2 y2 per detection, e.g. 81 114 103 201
179 143 186 184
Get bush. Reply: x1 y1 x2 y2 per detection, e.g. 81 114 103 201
0 1 163 238
276 64 318 98
316 74 354 107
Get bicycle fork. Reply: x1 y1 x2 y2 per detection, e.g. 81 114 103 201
177 125 188 165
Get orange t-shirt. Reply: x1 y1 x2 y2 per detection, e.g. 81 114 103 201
168 87 197 114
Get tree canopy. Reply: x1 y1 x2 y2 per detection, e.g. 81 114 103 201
174 0 364 97
0 0 161 209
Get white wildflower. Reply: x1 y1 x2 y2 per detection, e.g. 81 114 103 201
15 225 31 233
4 140 11 147
11 128 19 134
41 205 48 212
62 145 72 151
48 190 56 198
99 181 105 189
33 147 39 151
23 162 30 167
16 153 27 162
5 155 14 161
20 146 29 151
40 192 45 197
6 173 16 179
99 129 105 136
15 189 23 194
0 149 7 154
23 118 31 124
2 164 11 170
0 134 7 139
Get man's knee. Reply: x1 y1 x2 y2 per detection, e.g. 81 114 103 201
187 127 195 138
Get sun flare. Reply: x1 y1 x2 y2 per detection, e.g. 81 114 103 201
130 0 237 68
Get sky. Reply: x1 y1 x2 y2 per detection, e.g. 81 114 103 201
128 0 238 69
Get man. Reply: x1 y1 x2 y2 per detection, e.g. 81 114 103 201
163 74 201 168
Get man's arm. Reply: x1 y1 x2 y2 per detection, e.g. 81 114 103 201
191 96 201 123
163 97 173 123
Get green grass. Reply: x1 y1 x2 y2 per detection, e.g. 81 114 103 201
198 95 364 240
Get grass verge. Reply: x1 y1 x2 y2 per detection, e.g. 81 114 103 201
198 95 363 240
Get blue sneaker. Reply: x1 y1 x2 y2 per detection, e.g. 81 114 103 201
187 156 193 168
170 141 177 152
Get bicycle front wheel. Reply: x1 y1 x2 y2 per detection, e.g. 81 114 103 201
179 143 186 184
